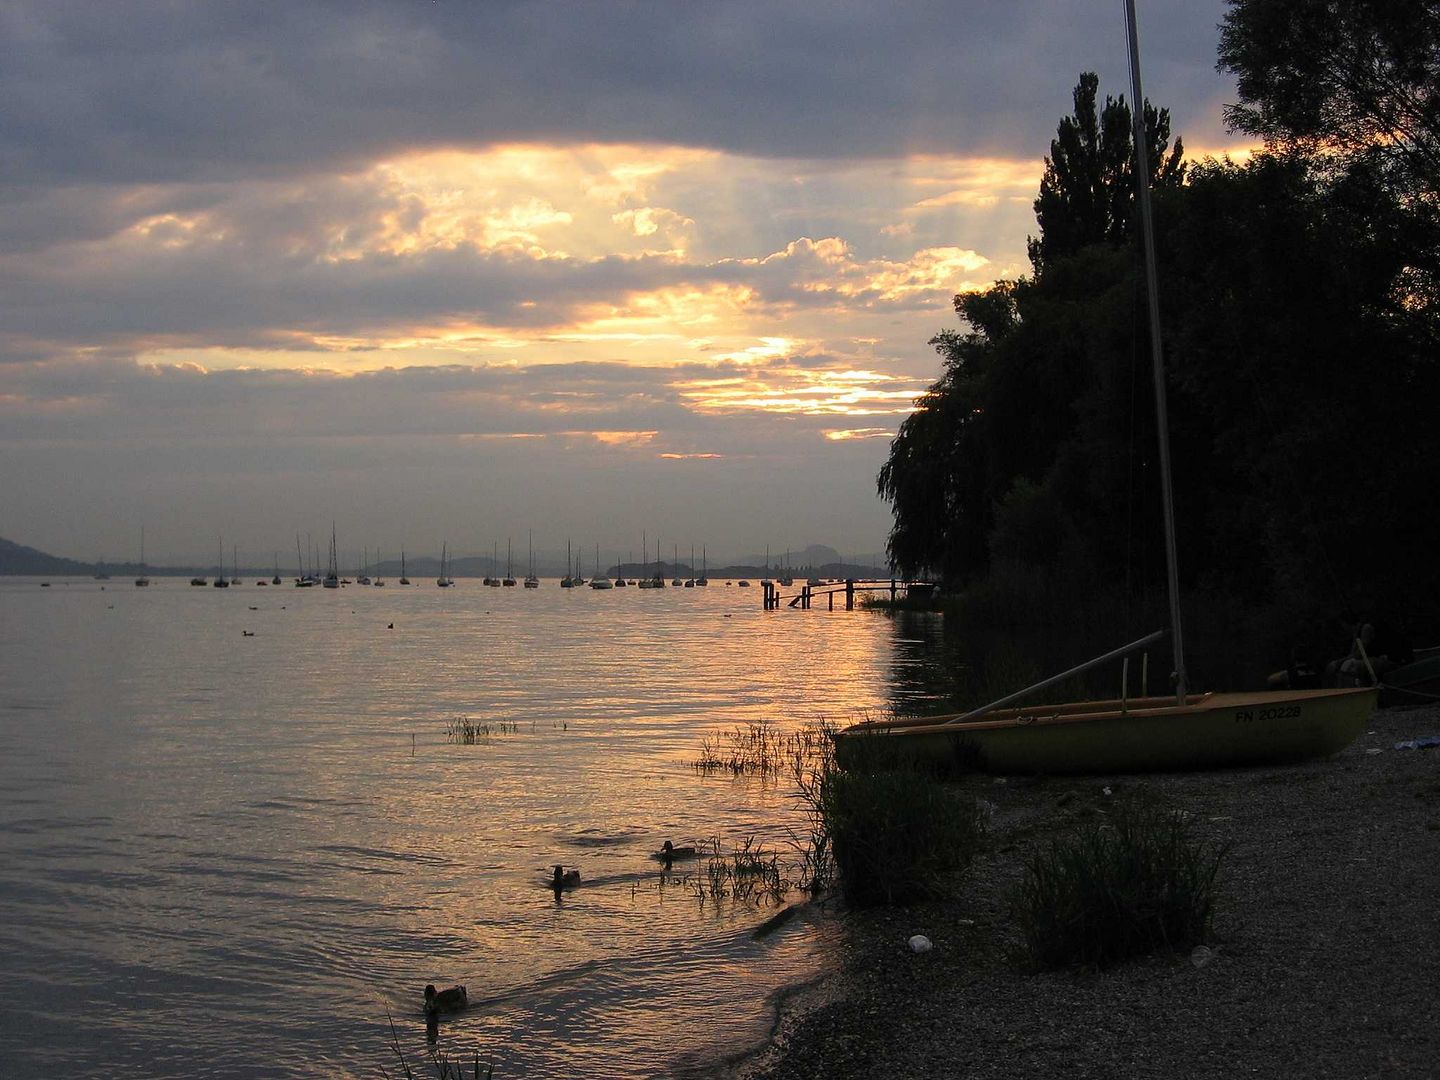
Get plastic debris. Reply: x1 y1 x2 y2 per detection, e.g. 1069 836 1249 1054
908 935 933 954
1190 945 1214 969
1394 736 1440 751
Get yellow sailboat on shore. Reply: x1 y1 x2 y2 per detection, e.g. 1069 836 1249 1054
837 1 1376 774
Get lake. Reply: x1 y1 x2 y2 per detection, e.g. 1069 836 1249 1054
0 575 946 1078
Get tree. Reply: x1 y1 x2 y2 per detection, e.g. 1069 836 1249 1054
1217 0 1440 208
1028 72 1185 275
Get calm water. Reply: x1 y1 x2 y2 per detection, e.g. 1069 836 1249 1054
0 576 945 1078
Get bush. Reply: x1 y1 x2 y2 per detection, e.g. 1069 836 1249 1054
819 763 985 907
1013 792 1225 970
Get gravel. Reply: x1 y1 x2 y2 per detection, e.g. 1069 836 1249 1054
729 703 1440 1079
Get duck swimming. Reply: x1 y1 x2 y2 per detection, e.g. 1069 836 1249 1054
552 864 581 889
424 983 467 1015
652 840 698 862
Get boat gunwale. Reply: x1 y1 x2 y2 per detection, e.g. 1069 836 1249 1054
840 686 1377 736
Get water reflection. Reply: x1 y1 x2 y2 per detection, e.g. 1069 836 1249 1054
0 578 897 1078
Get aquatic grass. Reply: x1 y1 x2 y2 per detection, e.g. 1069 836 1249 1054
444 716 520 744
692 721 831 777
1012 791 1226 970
818 760 986 907
689 836 787 906
382 1013 493 1079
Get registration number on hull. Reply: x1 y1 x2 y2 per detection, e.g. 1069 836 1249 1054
1235 705 1301 724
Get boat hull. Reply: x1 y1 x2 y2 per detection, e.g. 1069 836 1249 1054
836 687 1377 775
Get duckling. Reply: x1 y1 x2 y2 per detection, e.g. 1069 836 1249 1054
423 983 467 1015
552 864 581 889
652 840 698 862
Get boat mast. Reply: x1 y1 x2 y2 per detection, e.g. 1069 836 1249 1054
1124 0 1187 703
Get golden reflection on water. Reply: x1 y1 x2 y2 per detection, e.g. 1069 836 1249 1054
0 577 920 1078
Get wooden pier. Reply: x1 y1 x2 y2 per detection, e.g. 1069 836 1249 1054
761 578 928 610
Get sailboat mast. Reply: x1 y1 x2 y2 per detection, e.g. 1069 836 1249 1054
1124 0 1187 702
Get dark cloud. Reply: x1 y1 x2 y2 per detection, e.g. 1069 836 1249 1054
2 1 1233 189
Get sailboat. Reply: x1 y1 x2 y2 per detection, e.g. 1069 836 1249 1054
615 552 630 587
372 550 384 586
671 544 682 587
696 546 709 586
522 533 537 588
436 542 453 587
323 527 340 588
590 544 613 589
685 545 696 587
134 528 150 587
271 555 282 586
484 542 500 587
212 538 230 587
294 534 313 587
357 546 371 586
836 0 1376 774
399 547 411 586
230 544 240 585
561 540 576 588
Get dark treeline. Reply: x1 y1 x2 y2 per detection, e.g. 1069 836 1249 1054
879 0 1440 655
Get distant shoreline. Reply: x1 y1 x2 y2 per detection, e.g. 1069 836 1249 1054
731 704 1440 1079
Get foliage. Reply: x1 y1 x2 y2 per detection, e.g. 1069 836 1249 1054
1029 71 1185 274
1012 791 1225 970
817 750 985 907
1217 0 1440 211
877 67 1440 633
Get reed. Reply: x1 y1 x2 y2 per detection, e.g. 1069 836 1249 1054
382 1013 493 1079
688 836 787 906
444 716 520 744
817 756 986 907
692 721 830 777
1012 790 1226 970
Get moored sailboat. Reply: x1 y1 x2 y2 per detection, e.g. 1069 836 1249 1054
436 542 453 587
835 1 1376 774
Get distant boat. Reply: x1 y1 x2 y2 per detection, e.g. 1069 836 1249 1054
590 544 613 589
697 546 709 586
357 546 371 586
212 538 229 588
272 554 282 586
294 533 314 587
93 561 111 581
372 549 385 586
522 534 536 588
134 528 150 587
191 576 207 586
484 542 500 586
399 547 411 586
436 542 453 587
738 579 751 587
230 544 241 585
561 540 576 588
323 526 340 588
671 544 682 587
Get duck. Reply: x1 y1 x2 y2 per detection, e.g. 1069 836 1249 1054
423 983 467 1015
242 630 255 637
652 840 699 862
552 864 581 889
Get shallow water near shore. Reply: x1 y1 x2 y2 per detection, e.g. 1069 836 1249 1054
0 576 948 1078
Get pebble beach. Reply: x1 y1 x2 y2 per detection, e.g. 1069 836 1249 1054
732 702 1440 1079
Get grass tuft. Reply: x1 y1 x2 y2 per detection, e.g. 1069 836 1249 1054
445 717 520 744
817 754 985 908
1012 790 1226 970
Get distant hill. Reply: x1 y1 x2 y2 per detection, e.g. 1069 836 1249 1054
0 536 96 576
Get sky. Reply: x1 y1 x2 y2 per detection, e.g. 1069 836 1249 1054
0 0 1251 568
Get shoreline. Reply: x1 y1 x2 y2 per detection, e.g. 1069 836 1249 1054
729 703 1440 1079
